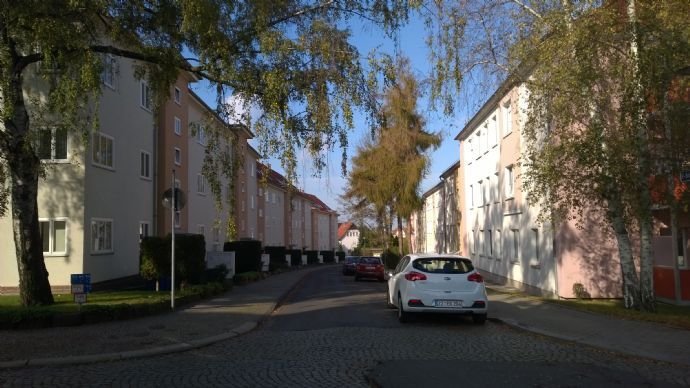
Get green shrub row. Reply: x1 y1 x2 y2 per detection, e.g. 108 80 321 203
140 234 206 285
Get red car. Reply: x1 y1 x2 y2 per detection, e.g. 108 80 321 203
355 256 385 281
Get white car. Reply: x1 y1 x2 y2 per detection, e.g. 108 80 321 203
386 254 488 324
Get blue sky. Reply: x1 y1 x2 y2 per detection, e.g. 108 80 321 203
191 15 473 219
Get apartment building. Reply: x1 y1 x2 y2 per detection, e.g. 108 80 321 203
1 55 156 290
258 164 288 247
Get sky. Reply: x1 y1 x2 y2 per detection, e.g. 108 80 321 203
191 14 475 220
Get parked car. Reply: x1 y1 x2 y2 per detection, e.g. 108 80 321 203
342 256 361 275
355 256 385 281
386 254 488 324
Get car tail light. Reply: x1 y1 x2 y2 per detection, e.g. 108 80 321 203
408 299 424 306
404 271 427 281
471 301 486 308
376 264 384 271
468 272 484 283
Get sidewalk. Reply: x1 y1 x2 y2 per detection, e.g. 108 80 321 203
0 265 326 369
486 282 690 367
1 266 688 370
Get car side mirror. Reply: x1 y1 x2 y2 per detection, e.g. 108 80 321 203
384 270 393 281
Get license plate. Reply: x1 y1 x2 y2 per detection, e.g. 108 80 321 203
366 266 374 270
435 300 462 308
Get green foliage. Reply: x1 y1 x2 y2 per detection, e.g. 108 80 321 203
224 240 263 273
234 271 262 284
204 265 230 284
140 234 206 285
381 249 402 270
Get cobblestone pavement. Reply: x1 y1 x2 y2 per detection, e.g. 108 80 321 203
1 319 689 387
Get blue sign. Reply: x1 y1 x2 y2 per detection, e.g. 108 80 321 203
70 273 92 293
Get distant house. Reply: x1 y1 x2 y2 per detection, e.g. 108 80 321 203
338 222 360 253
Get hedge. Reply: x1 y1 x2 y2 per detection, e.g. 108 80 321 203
224 239 262 273
320 250 335 263
288 249 303 266
140 234 206 286
265 246 288 271
304 250 319 264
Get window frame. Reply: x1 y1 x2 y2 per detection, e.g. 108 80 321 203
140 150 151 179
174 87 181 105
505 165 515 199
91 218 114 254
102 54 116 89
197 173 206 194
503 100 512 136
174 116 181 136
38 127 69 162
92 131 114 170
174 147 182 166
40 217 68 257
140 81 152 111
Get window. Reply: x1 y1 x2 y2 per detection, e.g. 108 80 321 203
198 225 205 236
483 124 489 152
139 222 150 240
532 228 540 267
195 125 206 145
197 173 206 194
40 218 67 256
140 81 152 110
511 229 520 262
251 195 255 209
91 218 113 254
174 87 181 104
272 193 277 204
493 172 499 203
174 147 181 166
486 230 492 256
495 229 502 258
476 131 482 155
140 151 151 179
265 192 269 202
490 115 498 146
213 227 221 251
469 184 474 207
259 209 263 217
38 128 68 161
259 188 263 197
92 132 114 169
505 165 515 198
250 163 255 177
503 100 512 135
101 55 116 88
467 139 474 161
174 117 181 136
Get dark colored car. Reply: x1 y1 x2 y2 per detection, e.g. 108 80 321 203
342 256 360 275
355 256 385 281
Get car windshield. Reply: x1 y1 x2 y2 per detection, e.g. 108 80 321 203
359 257 382 265
345 257 359 264
412 258 473 274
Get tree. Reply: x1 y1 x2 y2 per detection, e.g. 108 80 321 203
0 1 446 306
345 59 440 254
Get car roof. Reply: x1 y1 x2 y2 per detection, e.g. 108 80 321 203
406 253 472 260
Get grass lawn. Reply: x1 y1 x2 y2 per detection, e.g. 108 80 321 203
0 291 172 314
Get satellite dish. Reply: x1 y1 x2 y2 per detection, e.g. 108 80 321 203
162 188 186 211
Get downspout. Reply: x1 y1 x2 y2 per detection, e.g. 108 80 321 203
152 118 159 236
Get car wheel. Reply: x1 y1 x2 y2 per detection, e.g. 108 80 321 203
386 289 396 309
472 313 487 325
398 293 410 323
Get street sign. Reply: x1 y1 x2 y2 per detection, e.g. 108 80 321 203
70 273 92 305
681 170 690 183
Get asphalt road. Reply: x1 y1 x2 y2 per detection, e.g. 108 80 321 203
0 266 688 387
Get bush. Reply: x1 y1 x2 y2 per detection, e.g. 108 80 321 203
265 246 289 271
224 239 262 273
204 264 229 284
304 250 319 264
234 271 262 284
140 234 206 285
336 251 345 263
381 249 401 269
288 249 303 266
320 250 335 263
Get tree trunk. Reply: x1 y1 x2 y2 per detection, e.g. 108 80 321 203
607 193 640 310
627 0 656 312
5 67 54 306
397 214 403 255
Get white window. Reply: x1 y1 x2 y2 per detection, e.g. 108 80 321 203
259 188 263 197
469 184 474 207
495 229 502 258
475 131 482 156
490 115 498 147
91 218 113 254
505 165 515 198
139 222 150 240
467 139 474 161
140 151 151 179
259 209 263 217
92 132 114 169
40 218 67 256
198 224 205 236
511 229 520 262
251 195 255 209
195 125 206 145
250 163 255 177
213 227 221 251
480 180 487 206
197 173 206 194
487 230 492 256
503 100 512 136
174 87 181 104
140 81 152 111
532 228 540 266
265 191 269 202
38 128 68 161
174 147 181 166
101 55 116 88
174 117 181 136
483 124 489 153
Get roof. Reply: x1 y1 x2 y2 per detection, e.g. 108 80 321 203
337 222 358 240
301 192 335 214
257 162 289 190
440 161 461 179
188 89 255 139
